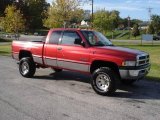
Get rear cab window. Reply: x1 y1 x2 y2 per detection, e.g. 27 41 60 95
49 31 62 44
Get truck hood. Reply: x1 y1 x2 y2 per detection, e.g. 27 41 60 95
92 46 147 60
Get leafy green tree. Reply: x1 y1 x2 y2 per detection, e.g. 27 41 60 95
70 9 84 25
43 0 83 28
118 18 142 29
0 5 25 33
131 19 142 27
146 24 155 34
0 0 49 30
118 18 128 29
151 15 160 34
93 9 120 32
132 24 140 39
110 10 120 29
24 0 49 29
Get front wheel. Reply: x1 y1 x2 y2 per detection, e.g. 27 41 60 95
19 57 36 78
91 67 117 96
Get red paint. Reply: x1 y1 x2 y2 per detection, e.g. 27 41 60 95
12 28 147 74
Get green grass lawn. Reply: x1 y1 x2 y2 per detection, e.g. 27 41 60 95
0 44 11 56
0 42 159 81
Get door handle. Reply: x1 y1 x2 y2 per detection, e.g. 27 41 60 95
57 47 62 50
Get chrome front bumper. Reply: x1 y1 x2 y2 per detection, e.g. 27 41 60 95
119 64 150 80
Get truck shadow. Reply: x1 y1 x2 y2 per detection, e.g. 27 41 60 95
34 70 91 83
33 70 160 100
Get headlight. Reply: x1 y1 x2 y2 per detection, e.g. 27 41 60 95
122 61 136 66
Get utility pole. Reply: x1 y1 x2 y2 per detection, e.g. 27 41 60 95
127 16 131 39
147 7 153 22
91 0 93 28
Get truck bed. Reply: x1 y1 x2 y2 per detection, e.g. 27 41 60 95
12 40 44 65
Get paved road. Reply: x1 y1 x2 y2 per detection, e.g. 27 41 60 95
0 56 160 120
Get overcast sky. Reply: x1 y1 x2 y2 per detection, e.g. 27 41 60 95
47 0 160 21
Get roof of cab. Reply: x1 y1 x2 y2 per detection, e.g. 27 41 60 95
50 28 94 32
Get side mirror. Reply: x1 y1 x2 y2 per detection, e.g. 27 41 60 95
74 38 85 47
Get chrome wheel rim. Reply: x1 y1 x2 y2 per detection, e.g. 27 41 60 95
21 62 29 75
96 73 110 91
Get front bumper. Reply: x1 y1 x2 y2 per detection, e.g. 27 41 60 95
119 64 150 80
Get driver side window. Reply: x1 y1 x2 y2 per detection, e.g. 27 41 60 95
61 31 82 45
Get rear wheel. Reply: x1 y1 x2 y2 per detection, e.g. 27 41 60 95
91 67 117 96
19 57 36 78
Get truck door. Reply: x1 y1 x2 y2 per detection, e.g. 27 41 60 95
43 30 62 67
57 30 90 72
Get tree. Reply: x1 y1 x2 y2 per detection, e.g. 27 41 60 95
110 10 120 29
0 0 50 30
93 9 120 32
0 0 14 16
43 0 83 28
118 18 142 30
146 24 154 34
132 24 140 39
151 15 160 34
131 19 142 27
22 0 49 29
118 18 128 29
0 5 25 33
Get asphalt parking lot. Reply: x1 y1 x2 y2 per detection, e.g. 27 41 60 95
0 56 160 120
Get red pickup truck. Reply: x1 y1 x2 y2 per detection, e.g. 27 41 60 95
12 28 150 95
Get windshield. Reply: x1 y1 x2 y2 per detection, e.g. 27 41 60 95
82 30 113 46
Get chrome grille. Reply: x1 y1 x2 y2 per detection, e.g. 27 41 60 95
136 54 150 66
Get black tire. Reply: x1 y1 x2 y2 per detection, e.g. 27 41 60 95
51 68 62 72
121 79 136 85
91 67 117 96
19 57 36 78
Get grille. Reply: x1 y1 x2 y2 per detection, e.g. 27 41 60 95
137 54 150 66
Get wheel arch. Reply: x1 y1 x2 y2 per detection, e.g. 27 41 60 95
90 60 120 77
19 50 33 60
